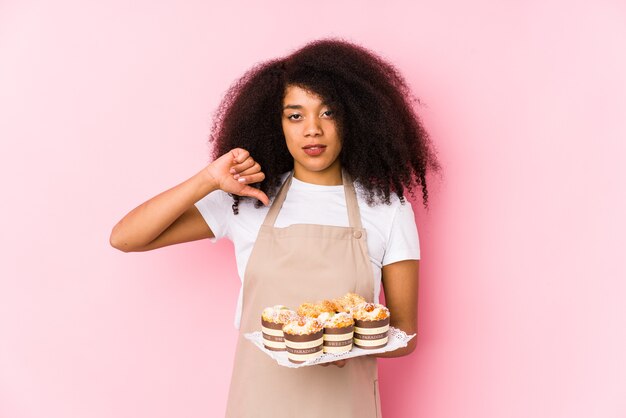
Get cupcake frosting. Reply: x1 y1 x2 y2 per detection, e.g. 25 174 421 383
351 302 390 321
317 311 333 325
319 299 339 313
296 302 319 318
297 300 337 318
262 305 298 324
334 292 367 313
323 312 355 328
283 317 323 335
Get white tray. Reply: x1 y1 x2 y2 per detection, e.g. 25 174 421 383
244 327 415 368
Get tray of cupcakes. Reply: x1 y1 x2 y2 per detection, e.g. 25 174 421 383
243 293 416 368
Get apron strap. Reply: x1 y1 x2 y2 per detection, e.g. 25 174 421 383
262 169 363 229
263 171 294 227
341 169 363 230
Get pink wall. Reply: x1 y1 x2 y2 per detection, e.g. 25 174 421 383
1 1 625 417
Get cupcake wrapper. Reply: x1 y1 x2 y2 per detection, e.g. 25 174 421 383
353 317 390 349
284 330 324 363
286 345 324 355
261 318 288 351
353 332 387 340
323 345 352 354
323 324 354 335
262 333 286 351
283 329 324 342
285 351 323 363
261 318 285 330
353 336 389 350
263 343 286 351
354 317 390 328
323 340 353 354
323 325 354 353
324 339 353 347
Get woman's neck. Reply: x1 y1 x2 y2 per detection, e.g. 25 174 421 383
292 160 342 185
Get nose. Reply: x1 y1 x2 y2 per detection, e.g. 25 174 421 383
304 117 322 137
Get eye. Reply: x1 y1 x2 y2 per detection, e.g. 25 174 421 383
287 114 302 120
322 110 334 117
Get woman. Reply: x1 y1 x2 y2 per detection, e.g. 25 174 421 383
110 37 440 417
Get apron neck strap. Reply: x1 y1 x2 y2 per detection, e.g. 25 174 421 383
342 169 363 229
263 168 363 229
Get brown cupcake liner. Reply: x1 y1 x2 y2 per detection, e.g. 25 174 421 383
323 324 354 335
286 345 323 355
262 333 284 342
354 317 390 328
354 331 388 340
323 339 353 348
354 341 388 350
263 345 285 352
261 318 285 330
283 329 324 342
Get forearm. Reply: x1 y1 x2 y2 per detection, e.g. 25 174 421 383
110 168 217 251
375 260 420 358
372 338 416 358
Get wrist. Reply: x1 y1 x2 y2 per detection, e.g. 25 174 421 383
194 167 220 196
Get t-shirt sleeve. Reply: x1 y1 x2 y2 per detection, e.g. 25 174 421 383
382 201 421 266
193 190 232 243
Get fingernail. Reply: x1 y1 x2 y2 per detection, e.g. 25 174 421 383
238 177 246 183
229 168 236 174
233 174 240 179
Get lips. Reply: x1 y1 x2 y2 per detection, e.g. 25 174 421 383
302 144 327 156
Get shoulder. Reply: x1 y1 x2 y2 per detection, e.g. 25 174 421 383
354 184 407 234
353 183 417 238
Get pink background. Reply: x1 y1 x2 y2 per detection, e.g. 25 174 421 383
1 1 625 417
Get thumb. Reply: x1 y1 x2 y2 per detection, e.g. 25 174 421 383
241 185 270 206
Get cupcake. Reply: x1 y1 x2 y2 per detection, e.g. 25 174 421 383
321 312 354 354
334 292 367 313
319 299 340 314
282 317 324 363
296 299 337 318
351 302 391 349
296 302 320 318
261 305 298 351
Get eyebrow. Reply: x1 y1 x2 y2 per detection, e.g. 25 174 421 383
283 102 329 111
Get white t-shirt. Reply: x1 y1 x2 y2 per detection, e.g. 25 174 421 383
194 173 421 329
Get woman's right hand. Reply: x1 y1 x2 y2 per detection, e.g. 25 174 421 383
110 147 269 252
205 148 270 206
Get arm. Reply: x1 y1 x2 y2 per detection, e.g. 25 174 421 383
326 259 419 367
109 148 269 252
109 170 217 252
373 259 419 358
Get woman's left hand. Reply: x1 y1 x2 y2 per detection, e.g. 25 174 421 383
320 359 348 368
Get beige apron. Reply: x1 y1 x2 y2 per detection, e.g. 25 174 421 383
225 169 383 418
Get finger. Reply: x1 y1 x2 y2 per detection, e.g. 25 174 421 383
230 148 249 164
233 163 262 179
334 360 347 368
235 172 265 185
230 157 255 174
240 186 269 206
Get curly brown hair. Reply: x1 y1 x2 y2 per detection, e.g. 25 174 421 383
208 37 441 214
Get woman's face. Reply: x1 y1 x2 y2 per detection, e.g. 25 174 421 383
281 84 342 185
